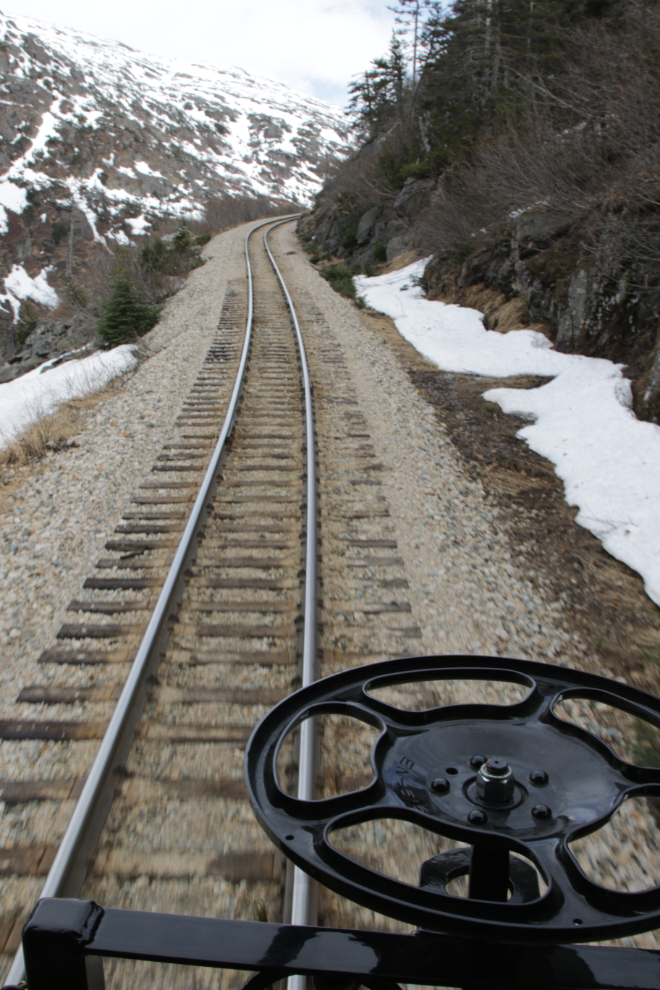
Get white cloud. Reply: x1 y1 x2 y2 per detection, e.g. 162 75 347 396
6 0 395 104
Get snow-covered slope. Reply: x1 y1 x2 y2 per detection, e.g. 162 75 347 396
0 13 353 355
0 13 352 216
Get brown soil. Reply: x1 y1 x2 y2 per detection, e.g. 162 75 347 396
360 307 660 697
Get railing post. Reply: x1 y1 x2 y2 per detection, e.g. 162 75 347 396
21 899 105 990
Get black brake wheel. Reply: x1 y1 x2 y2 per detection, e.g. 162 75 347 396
245 655 660 943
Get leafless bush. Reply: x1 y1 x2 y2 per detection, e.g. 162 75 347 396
199 194 300 233
416 115 616 253
415 0 660 264
57 239 186 315
319 121 421 216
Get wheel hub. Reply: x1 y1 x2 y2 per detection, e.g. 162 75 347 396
383 715 623 835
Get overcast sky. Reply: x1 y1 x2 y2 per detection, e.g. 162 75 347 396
10 0 396 105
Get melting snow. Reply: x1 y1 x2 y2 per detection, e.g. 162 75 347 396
0 346 137 448
0 181 28 214
2 264 59 320
134 161 163 177
356 261 660 607
125 215 150 234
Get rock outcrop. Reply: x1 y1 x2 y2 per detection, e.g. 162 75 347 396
0 314 97 383
425 210 660 421
303 173 660 423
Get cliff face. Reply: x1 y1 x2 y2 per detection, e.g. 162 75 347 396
301 136 426 267
424 210 660 423
302 180 660 424
0 12 353 359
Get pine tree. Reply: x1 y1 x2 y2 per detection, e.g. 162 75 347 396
347 0 620 178
96 270 160 348
348 33 410 132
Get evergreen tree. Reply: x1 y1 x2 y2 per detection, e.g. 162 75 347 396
415 0 618 169
346 0 621 185
96 270 160 348
388 0 438 84
348 33 410 132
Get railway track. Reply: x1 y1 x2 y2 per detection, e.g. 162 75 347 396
0 216 448 988
3 215 660 988
0 217 319 988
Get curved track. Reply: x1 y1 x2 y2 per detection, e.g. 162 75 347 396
3 216 318 988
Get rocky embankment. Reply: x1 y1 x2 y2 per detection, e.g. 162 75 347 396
0 314 96 382
303 171 660 424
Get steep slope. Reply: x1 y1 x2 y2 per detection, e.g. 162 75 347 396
0 12 352 352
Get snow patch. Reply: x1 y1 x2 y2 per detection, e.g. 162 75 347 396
125 215 151 234
2 264 59 318
107 229 131 246
0 346 137 448
134 161 163 177
356 261 660 607
0 181 28 214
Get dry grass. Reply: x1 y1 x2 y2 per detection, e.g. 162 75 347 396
1 388 103 468
0 386 109 518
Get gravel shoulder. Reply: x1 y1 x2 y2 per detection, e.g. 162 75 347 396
354 308 660 697
0 219 251 732
275 224 581 667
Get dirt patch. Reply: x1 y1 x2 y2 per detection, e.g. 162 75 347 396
360 307 660 697
383 250 422 273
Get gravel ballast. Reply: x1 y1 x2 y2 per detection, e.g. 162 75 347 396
0 220 251 738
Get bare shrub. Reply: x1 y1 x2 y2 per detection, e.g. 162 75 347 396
199 194 300 233
320 121 422 214
415 114 612 254
415 0 660 263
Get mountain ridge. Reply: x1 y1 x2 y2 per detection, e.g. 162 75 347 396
0 11 353 355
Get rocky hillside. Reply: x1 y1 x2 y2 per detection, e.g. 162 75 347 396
300 0 660 426
301 168 660 426
0 12 353 359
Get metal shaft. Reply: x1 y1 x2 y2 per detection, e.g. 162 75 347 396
468 844 510 903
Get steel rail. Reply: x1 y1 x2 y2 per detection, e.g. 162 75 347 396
4 213 302 987
263 220 318 990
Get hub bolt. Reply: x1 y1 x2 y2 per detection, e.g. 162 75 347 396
470 755 486 769
532 804 551 819
476 756 515 803
468 809 487 825
485 757 509 775
431 777 449 793
530 770 549 785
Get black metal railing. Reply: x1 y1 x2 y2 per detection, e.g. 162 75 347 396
18 897 660 990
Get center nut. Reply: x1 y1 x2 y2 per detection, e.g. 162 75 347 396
476 757 515 803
